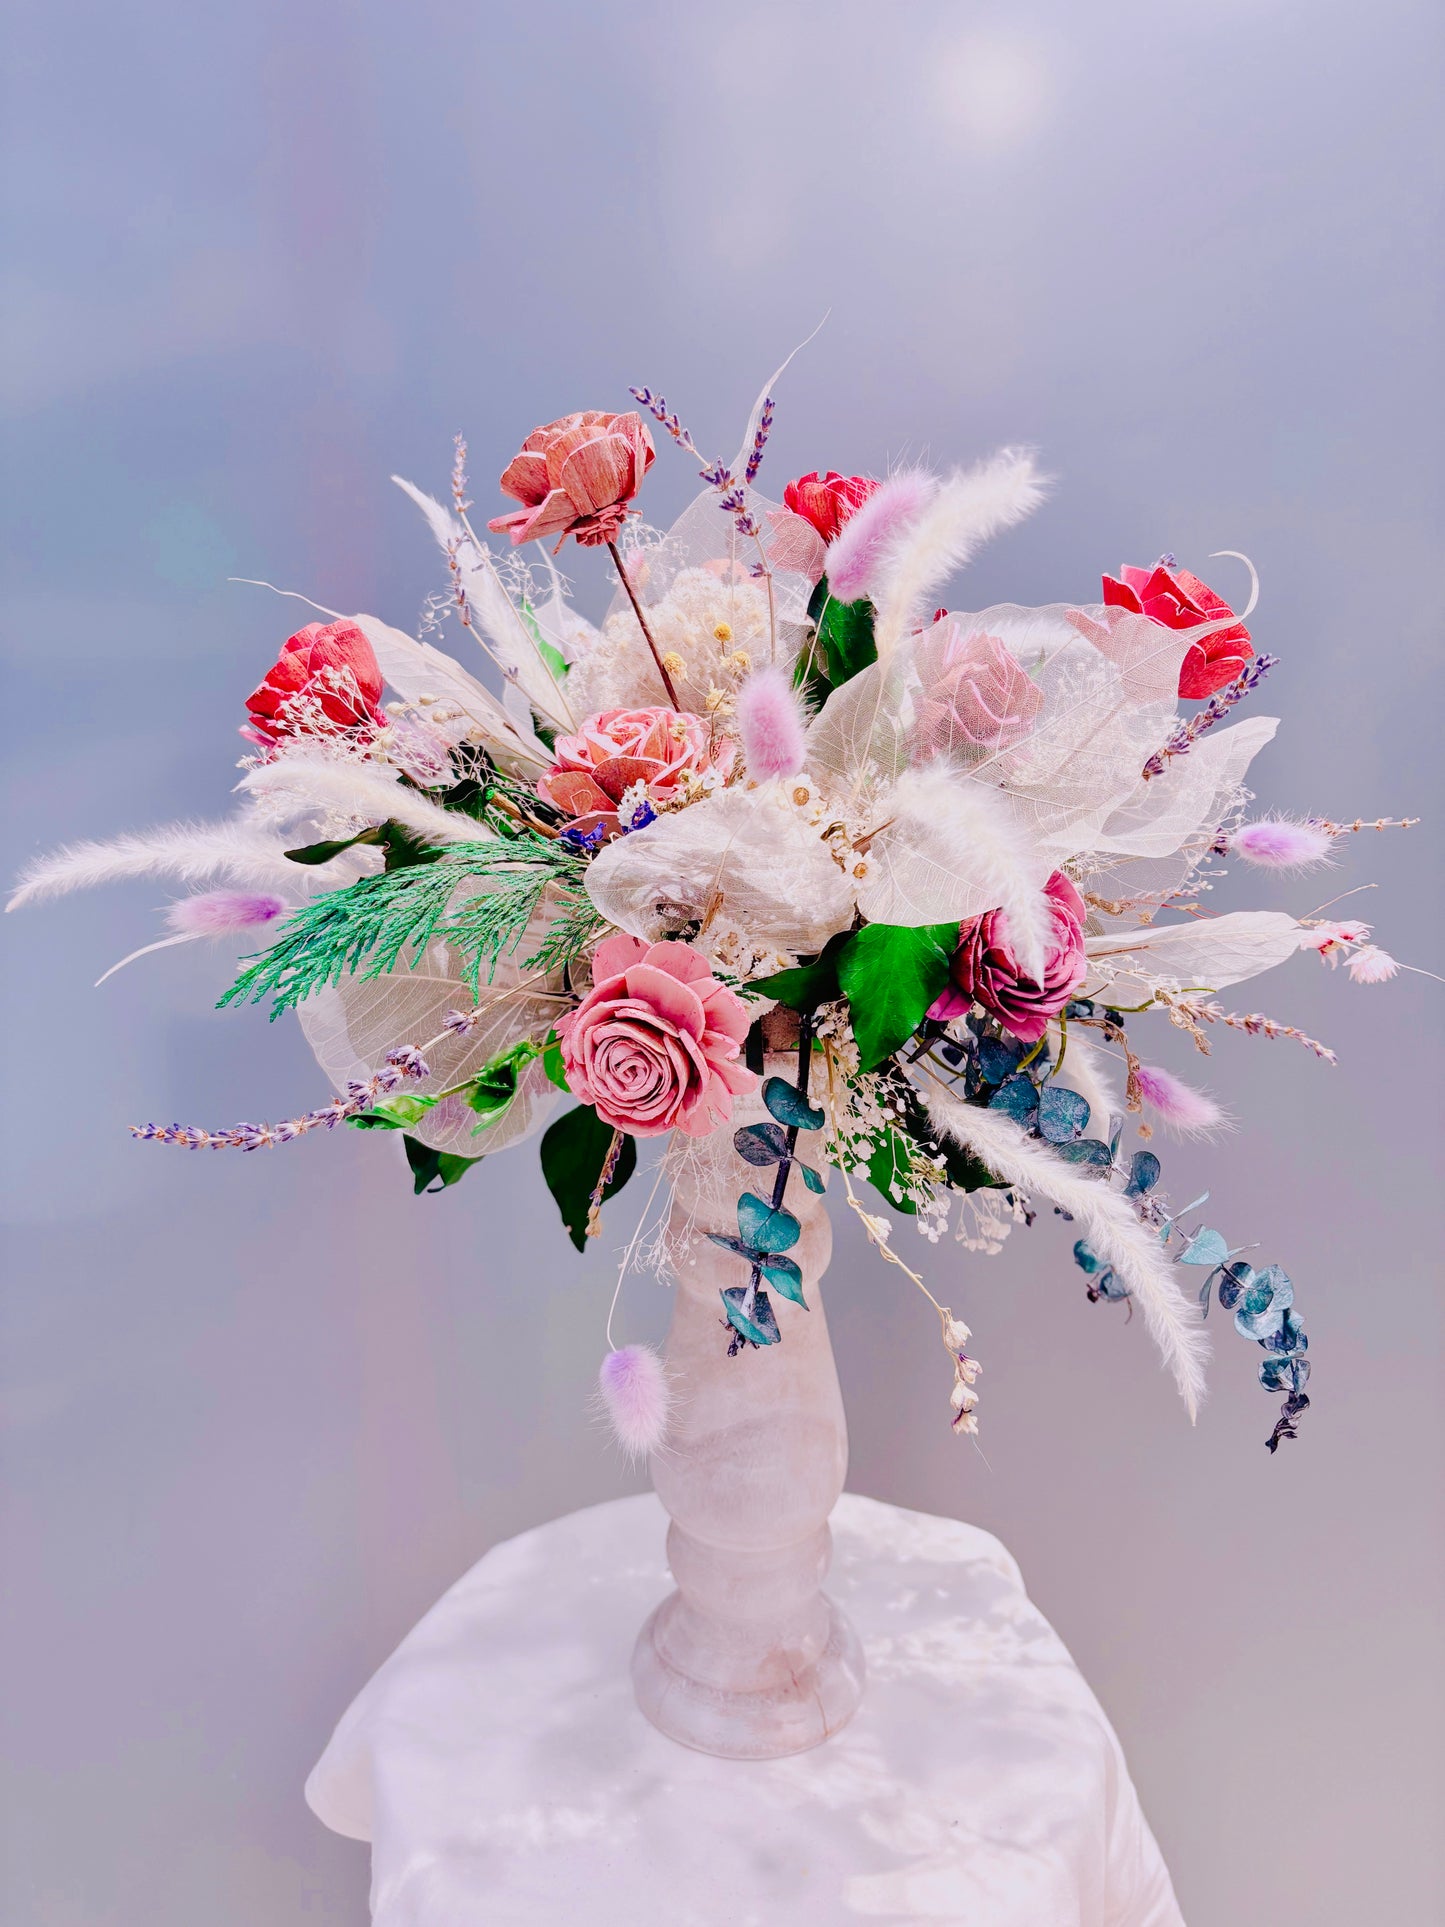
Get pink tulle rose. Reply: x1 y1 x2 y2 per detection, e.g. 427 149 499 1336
560 936 757 1138
929 871 1088 1042
538 707 722 839
487 411 655 550
912 617 1043 759
243 621 387 747
1101 561 1253 700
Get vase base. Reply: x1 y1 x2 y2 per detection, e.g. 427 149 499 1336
631 1592 866 1760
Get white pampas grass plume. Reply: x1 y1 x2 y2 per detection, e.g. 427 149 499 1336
737 664 808 778
239 750 482 848
94 890 289 987
873 449 1046 655
924 1089 1210 1419
597 1345 672 1460
1133 1064 1227 1137
863 768 1054 982
824 469 935 604
7 820 302 913
1227 817 1336 870
1346 943 1400 984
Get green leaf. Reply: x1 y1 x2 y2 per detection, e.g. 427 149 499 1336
460 1038 542 1132
837 923 957 1070
795 575 877 701
542 1033 570 1092
348 1093 438 1132
403 1135 481 1194
865 1127 919 1214
285 827 385 865
748 931 850 1012
519 599 570 681
540 1106 638 1252
798 1162 826 1194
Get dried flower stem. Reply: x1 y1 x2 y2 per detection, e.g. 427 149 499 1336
1308 815 1420 837
606 539 683 709
1155 990 1338 1063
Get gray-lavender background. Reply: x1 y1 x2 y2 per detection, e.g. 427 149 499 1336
2 2 1441 1921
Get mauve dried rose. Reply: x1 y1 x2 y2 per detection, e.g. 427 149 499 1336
929 871 1087 1043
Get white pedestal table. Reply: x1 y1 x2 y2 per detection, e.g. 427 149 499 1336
306 1492 1185 1925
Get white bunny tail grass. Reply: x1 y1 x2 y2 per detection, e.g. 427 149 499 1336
597 1344 673 1460
924 1089 1210 1420
873 449 1046 655
7 819 301 912
238 750 483 847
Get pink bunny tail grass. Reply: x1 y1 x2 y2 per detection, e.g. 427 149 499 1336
1134 1064 1228 1137
597 1344 672 1460
1227 818 1335 870
166 890 288 935
823 468 935 603
96 891 290 986
736 664 808 778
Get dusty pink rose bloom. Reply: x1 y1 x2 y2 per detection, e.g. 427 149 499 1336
912 617 1042 760
538 706 722 839
560 935 757 1138
487 410 655 549
929 871 1087 1043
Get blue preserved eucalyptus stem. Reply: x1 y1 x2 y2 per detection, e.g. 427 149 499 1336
742 1012 815 1320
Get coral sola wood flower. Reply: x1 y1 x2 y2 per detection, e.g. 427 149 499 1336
487 411 655 550
538 707 722 838
243 621 387 746
1102 559 1254 699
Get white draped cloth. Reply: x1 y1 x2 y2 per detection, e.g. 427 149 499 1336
307 1493 1184 1926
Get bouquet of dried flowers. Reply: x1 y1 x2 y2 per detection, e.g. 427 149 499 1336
12 368 1424 1457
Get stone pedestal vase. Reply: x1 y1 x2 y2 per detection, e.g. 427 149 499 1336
630 1054 867 1759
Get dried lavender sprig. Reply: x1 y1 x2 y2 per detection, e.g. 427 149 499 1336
630 385 762 544
451 434 472 514
130 1048 430 1152
1143 652 1280 779
744 397 774 485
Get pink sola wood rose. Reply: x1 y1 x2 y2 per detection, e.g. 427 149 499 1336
1101 561 1254 700
929 871 1088 1042
538 706 721 839
243 621 386 747
560 936 757 1138
487 410 655 550
911 617 1043 759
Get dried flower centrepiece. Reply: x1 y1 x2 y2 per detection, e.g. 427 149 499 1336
10 363 1425 1460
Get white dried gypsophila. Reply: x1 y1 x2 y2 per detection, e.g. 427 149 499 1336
954 1185 1025 1256
568 567 774 716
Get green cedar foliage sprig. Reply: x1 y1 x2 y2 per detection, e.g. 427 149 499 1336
220 833 592 1019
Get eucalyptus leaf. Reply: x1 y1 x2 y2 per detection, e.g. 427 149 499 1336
987 1074 1037 1124
734 1122 790 1166
1177 1227 1230 1268
761 1077 825 1132
1037 1084 1090 1144
738 1192 801 1252
1056 1139 1113 1168
720 1285 781 1347
1124 1150 1162 1198
798 1163 826 1194
760 1255 806 1304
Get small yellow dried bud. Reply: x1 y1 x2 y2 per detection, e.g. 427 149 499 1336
704 685 732 714
851 860 870 879
712 622 733 643
729 649 751 671
661 651 686 676
792 785 811 806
